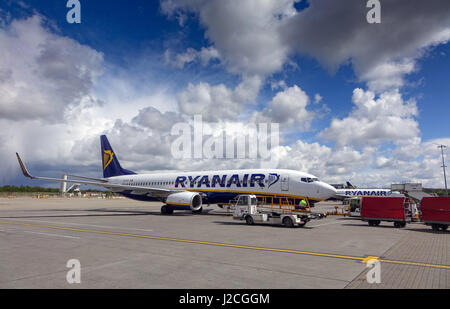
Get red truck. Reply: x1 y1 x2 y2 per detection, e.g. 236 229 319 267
420 197 450 231
360 197 410 228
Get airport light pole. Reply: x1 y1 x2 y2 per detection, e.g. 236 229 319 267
438 145 448 197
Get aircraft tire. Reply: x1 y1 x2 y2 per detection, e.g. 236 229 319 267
161 205 173 215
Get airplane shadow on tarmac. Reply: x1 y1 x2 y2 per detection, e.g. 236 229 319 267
0 209 157 219
0 207 227 219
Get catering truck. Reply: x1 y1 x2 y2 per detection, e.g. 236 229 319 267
360 196 449 231
360 196 411 228
420 197 450 231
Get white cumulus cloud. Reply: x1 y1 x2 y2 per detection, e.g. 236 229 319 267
0 15 104 122
320 88 419 147
251 85 313 130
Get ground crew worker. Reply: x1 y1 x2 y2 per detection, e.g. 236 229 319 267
296 199 307 209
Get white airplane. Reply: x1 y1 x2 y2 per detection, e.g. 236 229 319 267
16 135 337 214
334 181 404 199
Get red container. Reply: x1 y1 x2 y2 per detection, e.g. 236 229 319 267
421 197 450 224
361 197 406 220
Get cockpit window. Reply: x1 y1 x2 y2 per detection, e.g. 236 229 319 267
301 177 319 183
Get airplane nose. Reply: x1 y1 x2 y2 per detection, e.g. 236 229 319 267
319 182 337 199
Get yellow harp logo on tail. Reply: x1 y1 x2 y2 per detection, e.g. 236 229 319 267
103 150 114 170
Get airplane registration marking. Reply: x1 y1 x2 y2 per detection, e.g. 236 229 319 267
1 220 449 270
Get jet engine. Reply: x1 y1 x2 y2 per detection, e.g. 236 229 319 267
165 191 203 211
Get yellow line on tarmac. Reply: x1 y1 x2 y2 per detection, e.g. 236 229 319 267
379 259 450 270
1 220 450 270
361 256 379 264
0 220 365 261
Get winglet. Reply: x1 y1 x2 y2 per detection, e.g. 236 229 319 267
16 153 34 179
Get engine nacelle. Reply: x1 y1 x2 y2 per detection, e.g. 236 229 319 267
165 191 202 211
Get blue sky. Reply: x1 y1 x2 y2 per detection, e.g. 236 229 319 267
409 43 450 139
13 0 447 139
0 0 449 188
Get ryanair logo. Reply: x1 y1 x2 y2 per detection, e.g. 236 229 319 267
174 174 266 188
268 173 280 188
103 150 114 170
344 190 390 197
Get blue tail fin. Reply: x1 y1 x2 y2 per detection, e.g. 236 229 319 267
101 135 136 178
346 181 355 189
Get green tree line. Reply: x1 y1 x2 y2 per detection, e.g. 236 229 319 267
0 185 60 193
0 185 107 194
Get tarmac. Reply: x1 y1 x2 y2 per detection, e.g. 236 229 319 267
0 197 448 289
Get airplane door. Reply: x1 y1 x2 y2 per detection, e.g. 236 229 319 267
281 175 289 191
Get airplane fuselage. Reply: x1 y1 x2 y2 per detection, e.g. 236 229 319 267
107 169 336 208
335 189 404 198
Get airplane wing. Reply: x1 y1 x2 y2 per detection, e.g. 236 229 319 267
16 153 173 198
65 174 108 183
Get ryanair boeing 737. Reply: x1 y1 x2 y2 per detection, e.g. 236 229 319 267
16 135 337 214
333 181 404 199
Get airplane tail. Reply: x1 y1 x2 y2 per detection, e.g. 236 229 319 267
346 181 355 189
100 135 136 178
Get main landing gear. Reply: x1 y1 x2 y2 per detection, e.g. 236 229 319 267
161 205 203 215
161 205 174 215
